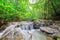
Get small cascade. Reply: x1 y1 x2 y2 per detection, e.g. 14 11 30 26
0 21 48 40
0 21 34 40
19 21 34 30
20 24 34 30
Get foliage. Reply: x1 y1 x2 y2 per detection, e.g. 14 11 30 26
0 0 60 21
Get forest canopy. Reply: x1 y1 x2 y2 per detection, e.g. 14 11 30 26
0 0 60 22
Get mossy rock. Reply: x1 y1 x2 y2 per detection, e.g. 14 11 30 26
1 38 7 40
57 38 60 40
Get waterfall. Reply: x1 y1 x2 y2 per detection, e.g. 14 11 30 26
21 24 34 30
19 21 34 30
0 25 16 39
0 21 47 40
0 21 34 40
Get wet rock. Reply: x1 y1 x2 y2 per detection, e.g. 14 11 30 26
47 37 54 40
40 27 59 34
55 21 60 26
52 32 60 38
7 21 34 30
50 24 60 32
32 31 47 40
17 37 23 40
33 21 41 29
58 27 60 31
34 20 53 29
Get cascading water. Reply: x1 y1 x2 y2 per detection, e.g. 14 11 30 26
20 21 34 30
0 21 34 40
16 21 34 40
0 21 48 40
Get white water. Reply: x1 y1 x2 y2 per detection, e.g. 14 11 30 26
0 22 47 40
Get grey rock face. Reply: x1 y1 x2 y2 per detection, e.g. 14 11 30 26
40 27 59 34
33 20 53 29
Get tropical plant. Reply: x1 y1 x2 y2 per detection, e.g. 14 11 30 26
0 0 60 21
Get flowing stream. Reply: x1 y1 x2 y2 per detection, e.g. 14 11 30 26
0 22 48 40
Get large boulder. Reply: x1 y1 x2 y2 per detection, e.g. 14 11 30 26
40 27 59 34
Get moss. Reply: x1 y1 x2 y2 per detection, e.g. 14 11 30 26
57 38 60 40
